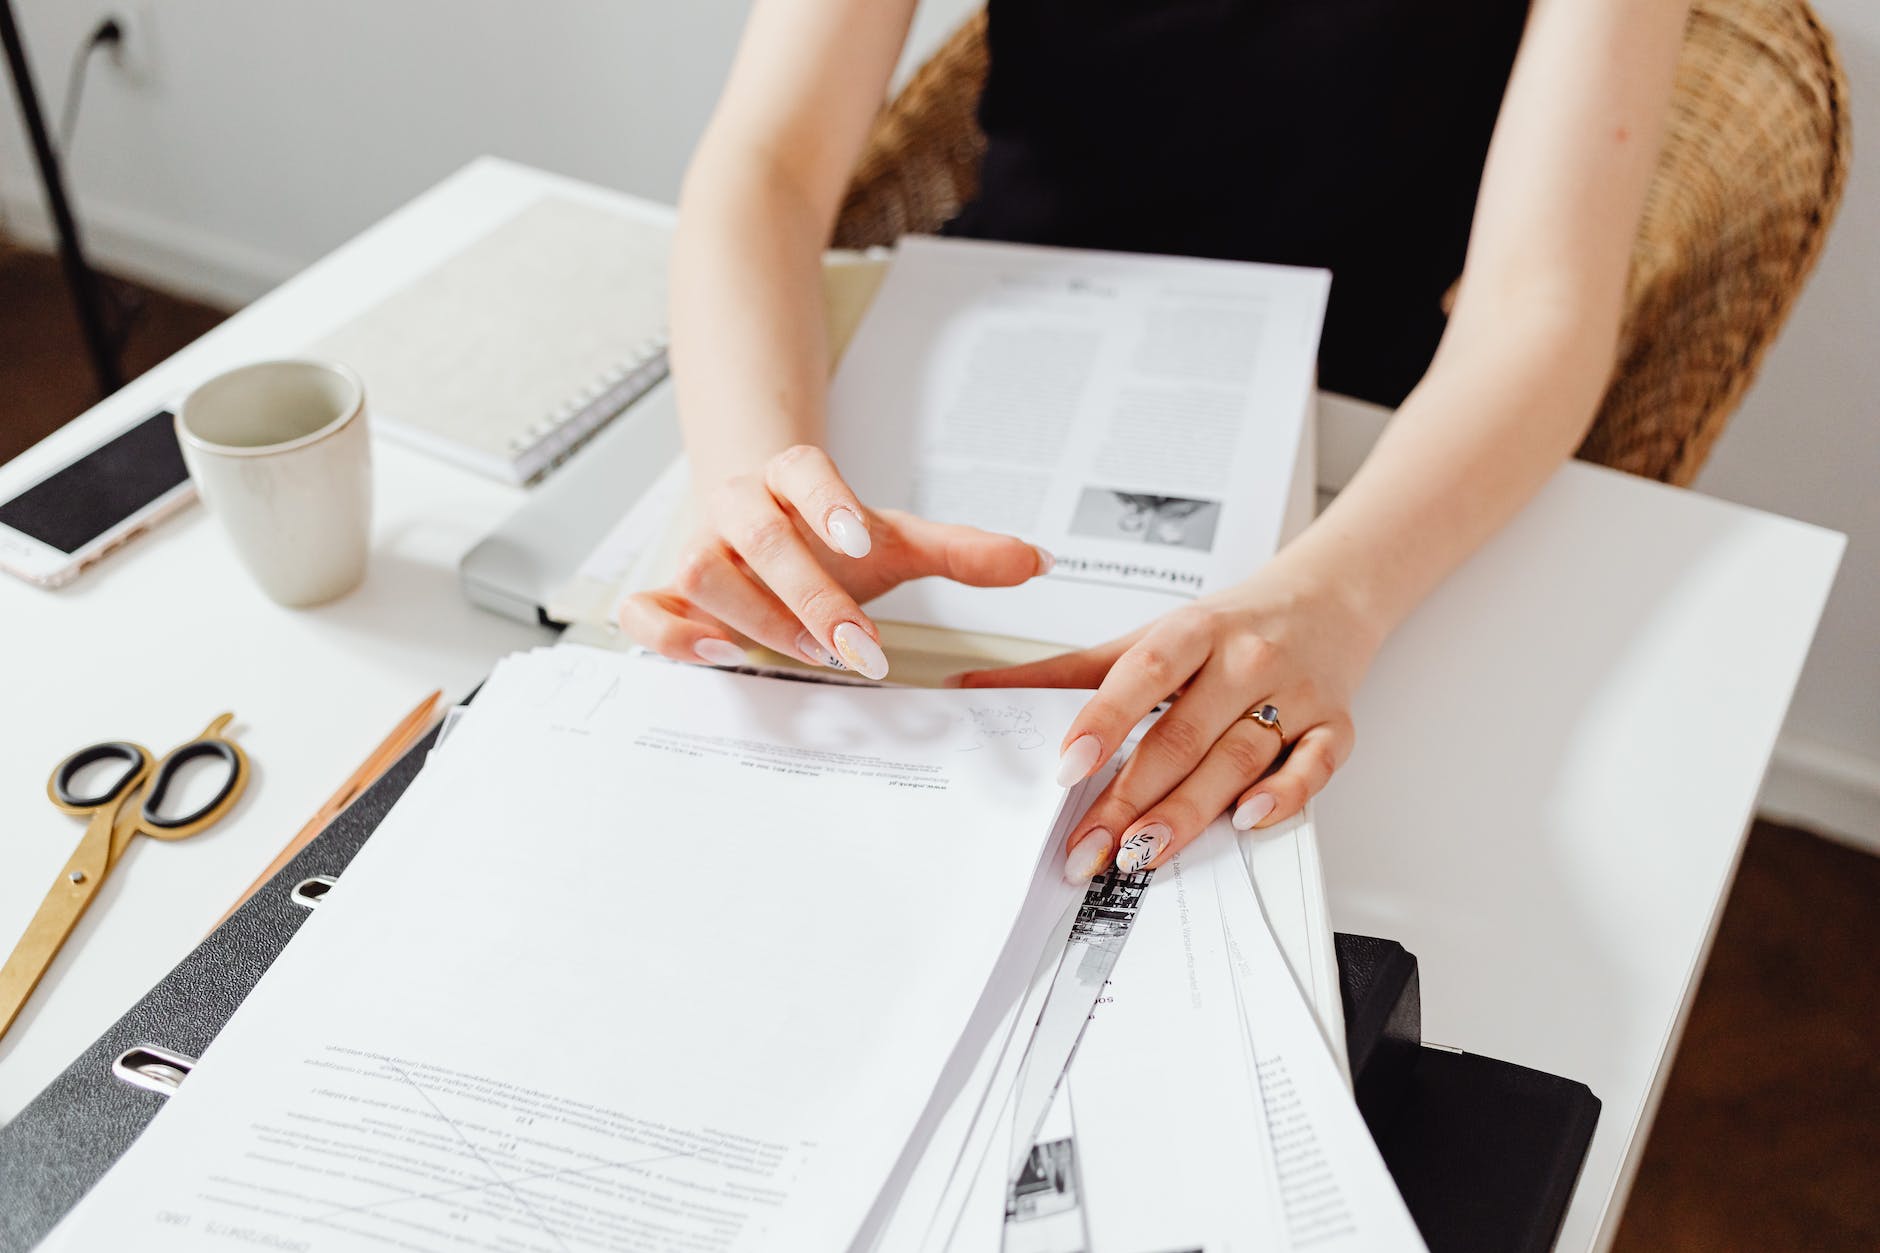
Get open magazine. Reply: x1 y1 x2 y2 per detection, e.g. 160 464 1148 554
551 236 1328 686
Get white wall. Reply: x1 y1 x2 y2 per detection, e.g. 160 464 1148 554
2 0 1873 844
0 0 980 303
1695 0 1880 850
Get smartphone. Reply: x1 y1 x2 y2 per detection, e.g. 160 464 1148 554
0 407 196 588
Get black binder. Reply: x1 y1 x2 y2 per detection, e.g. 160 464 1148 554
0 721 1599 1253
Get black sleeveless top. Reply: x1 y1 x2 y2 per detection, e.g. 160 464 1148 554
946 1 1530 406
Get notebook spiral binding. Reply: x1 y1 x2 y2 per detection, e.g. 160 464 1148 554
510 337 670 483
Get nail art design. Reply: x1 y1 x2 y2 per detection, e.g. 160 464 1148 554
1115 824 1170 874
1064 828 1116 884
796 631 843 668
832 622 889 680
826 508 872 558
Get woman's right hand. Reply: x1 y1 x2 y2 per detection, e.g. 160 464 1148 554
618 445 1052 681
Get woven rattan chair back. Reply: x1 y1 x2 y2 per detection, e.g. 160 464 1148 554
832 1 1850 485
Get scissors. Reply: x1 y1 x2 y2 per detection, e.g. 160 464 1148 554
0 713 250 1042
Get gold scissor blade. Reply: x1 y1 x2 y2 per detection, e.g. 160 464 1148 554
0 807 116 1042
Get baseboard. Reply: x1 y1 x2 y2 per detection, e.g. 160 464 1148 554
0 185 298 309
1759 734 1880 856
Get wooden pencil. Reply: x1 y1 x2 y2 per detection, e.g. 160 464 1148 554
213 690 442 928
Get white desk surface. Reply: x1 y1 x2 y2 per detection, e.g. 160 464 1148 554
0 158 1844 1253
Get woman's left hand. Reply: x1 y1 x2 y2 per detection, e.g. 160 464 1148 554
953 566 1384 881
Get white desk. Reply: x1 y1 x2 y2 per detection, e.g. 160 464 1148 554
0 158 1842 1252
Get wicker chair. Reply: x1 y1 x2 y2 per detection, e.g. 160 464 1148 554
833 0 1850 486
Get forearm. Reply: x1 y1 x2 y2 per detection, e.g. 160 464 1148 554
1275 307 1618 644
1269 0 1685 645
669 149 838 490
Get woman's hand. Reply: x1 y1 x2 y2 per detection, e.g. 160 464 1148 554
955 565 1384 880
619 445 1052 680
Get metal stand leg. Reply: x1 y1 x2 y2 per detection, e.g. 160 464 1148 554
0 0 122 397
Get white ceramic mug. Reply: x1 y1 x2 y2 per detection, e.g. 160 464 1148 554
176 360 373 607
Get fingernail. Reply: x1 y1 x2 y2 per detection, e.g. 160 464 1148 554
1055 734 1101 787
832 622 889 680
1116 823 1170 874
941 673 966 689
1032 545 1056 575
826 508 872 559
797 631 842 668
1064 828 1115 884
1232 793 1276 831
694 639 746 667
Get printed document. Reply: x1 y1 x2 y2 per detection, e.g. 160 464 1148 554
1060 827 1425 1252
827 236 1328 646
52 649 1092 1253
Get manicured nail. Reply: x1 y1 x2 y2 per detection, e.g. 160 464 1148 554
1032 545 1056 575
1055 734 1101 787
941 673 966 689
1064 828 1115 884
826 508 872 559
1232 793 1276 831
797 631 842 668
694 638 746 667
1115 823 1170 874
832 622 889 680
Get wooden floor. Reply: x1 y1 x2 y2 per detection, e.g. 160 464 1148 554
0 243 224 463
3 247 1876 1250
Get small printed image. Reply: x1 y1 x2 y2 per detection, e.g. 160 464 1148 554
1071 868 1153 941
1007 1137 1080 1223
1068 488 1221 552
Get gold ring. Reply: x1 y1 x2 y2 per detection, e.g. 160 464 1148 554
1242 703 1284 742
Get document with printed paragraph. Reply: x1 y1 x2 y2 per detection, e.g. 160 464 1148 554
827 235 1328 648
993 826 1424 1253
48 649 1095 1253
557 239 1325 683
43 650 1403 1253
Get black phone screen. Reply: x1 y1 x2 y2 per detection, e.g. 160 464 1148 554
0 410 191 554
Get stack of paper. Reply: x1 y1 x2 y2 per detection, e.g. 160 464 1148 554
46 646 1423 1252
51 649 1091 1251
994 825 1427 1253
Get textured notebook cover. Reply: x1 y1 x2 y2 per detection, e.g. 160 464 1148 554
308 196 672 481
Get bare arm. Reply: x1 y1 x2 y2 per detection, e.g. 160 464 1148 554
624 0 1049 679
670 0 916 488
967 0 1694 881
1281 0 1691 635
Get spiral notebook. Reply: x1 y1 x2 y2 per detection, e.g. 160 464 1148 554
309 194 674 483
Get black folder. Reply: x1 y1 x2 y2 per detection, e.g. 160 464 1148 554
0 720 1599 1253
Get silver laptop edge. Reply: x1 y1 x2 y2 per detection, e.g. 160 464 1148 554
459 379 683 625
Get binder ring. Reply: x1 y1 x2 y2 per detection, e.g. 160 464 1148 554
289 875 339 909
112 1045 198 1096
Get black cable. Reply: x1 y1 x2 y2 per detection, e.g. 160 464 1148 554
51 16 143 356
58 16 119 156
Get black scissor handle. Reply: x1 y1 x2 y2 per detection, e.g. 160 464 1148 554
51 742 150 810
141 737 246 832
